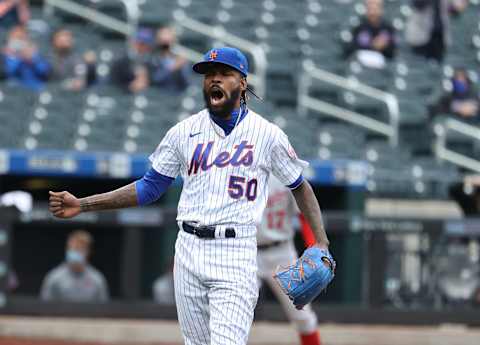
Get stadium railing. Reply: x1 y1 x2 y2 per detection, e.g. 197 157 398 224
297 60 400 146
44 0 135 36
434 118 480 173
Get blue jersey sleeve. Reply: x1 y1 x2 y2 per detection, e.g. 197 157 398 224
135 167 175 205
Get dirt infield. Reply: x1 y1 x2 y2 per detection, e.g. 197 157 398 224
0 317 479 345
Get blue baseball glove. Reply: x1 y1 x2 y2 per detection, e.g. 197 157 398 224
273 246 335 309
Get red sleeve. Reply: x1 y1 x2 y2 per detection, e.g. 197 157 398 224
299 213 316 247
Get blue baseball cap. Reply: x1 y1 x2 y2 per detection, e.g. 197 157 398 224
193 47 249 77
135 28 154 46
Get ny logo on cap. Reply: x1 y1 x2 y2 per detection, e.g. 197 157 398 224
209 50 218 60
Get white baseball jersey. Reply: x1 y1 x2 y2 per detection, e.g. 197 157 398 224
149 107 308 345
257 175 299 245
149 108 308 227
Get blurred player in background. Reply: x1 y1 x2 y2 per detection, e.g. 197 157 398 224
257 175 321 345
40 229 109 303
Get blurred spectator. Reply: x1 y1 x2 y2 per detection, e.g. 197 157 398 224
40 230 109 303
49 28 97 91
430 68 479 122
405 0 450 62
2 25 50 91
449 0 469 17
347 0 396 68
110 27 153 93
149 26 189 92
0 0 30 30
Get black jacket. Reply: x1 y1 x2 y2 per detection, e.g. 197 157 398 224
349 18 396 59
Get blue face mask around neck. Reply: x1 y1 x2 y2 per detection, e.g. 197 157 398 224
210 104 247 136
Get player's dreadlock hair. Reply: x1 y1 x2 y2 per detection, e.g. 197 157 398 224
241 78 262 106
241 87 248 107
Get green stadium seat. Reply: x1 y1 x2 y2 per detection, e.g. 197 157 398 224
326 124 365 147
398 100 428 125
2 0 472 195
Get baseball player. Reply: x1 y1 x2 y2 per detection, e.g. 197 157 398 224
257 175 321 345
48 47 333 345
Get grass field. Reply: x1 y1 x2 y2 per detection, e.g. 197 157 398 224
0 317 479 345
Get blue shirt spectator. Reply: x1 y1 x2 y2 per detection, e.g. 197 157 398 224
149 26 189 93
2 26 50 90
430 68 479 122
4 50 50 90
150 54 189 92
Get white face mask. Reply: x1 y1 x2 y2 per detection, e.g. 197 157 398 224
66 249 86 264
8 39 26 52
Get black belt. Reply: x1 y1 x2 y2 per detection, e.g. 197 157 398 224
182 222 236 238
257 240 288 250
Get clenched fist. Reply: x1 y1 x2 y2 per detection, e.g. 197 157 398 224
49 191 81 218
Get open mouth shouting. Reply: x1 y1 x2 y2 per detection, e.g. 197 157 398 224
209 85 226 107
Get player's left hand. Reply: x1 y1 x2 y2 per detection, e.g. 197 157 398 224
273 246 335 310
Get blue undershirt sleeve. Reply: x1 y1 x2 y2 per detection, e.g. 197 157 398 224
135 167 175 205
287 174 304 190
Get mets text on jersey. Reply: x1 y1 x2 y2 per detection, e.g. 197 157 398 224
188 140 254 175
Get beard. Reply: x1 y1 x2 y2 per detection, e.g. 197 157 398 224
203 85 241 119
56 46 72 56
